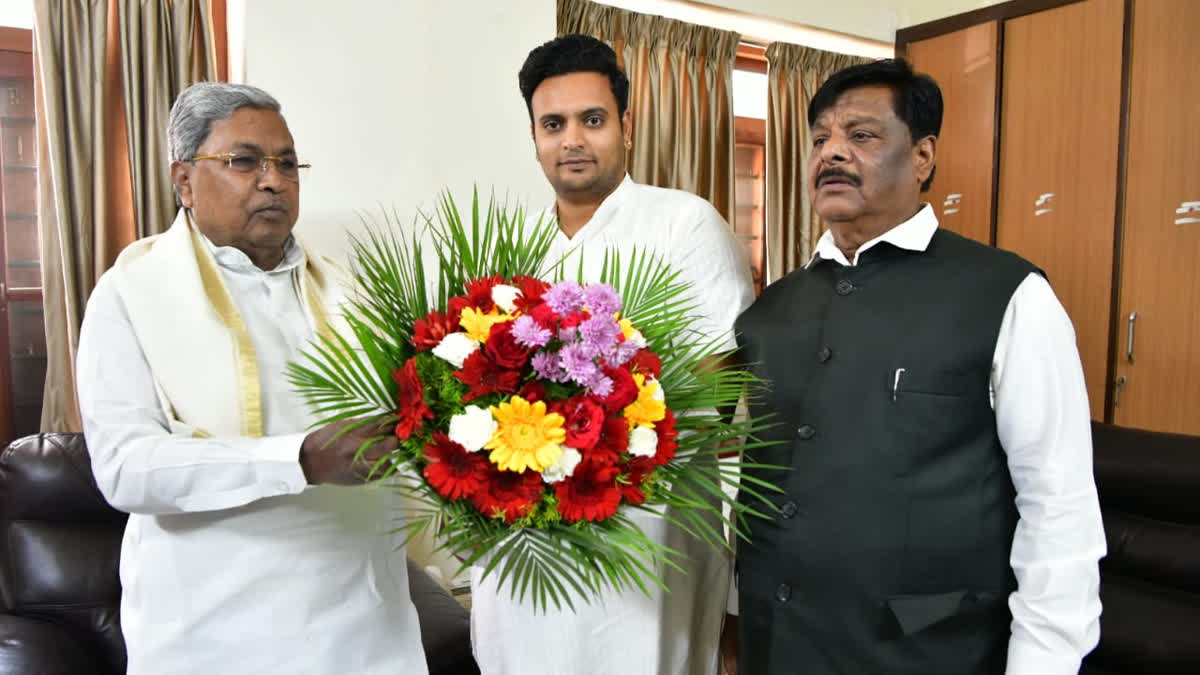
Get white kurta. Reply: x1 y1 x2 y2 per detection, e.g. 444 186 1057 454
76 228 427 675
470 176 755 675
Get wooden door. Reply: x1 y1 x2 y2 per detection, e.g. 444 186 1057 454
906 21 998 245
1111 0 1200 434
995 0 1124 420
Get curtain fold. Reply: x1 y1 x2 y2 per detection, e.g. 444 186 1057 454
764 43 869 283
558 0 739 224
120 0 223 239
34 0 224 432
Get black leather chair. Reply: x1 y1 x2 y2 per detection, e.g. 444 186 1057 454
0 433 478 675
1081 422 1200 674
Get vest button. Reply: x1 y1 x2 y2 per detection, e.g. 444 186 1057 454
835 279 856 295
818 346 833 362
780 500 798 518
796 424 816 440
776 583 792 602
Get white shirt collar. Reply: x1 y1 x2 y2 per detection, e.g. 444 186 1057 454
549 173 635 240
808 203 938 267
197 229 304 275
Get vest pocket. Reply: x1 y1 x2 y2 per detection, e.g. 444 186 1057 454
884 369 973 476
883 590 1009 670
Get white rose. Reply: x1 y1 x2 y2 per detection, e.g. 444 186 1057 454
628 426 658 458
448 405 497 452
649 378 665 402
491 284 522 314
431 332 479 368
628 329 647 348
541 446 582 483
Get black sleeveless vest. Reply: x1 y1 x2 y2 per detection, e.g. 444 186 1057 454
734 229 1039 674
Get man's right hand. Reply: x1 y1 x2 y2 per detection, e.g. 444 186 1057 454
720 613 739 675
299 417 399 485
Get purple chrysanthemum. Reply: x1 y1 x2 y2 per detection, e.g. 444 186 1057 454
531 351 565 382
586 372 614 398
558 342 598 386
579 314 621 358
607 339 640 367
544 281 585 316
583 283 621 317
511 315 552 348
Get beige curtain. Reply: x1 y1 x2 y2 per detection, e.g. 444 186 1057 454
34 0 224 432
121 0 223 237
764 43 869 283
558 0 739 223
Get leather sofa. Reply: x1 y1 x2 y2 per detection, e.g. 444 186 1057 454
1081 422 1200 674
0 432 478 675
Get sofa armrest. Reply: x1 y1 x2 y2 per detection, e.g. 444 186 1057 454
0 614 104 675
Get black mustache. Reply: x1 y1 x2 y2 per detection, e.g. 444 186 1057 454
816 169 862 187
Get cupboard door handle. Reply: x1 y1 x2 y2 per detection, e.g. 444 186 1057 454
1126 311 1138 363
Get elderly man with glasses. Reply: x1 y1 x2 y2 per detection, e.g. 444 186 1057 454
75 82 429 674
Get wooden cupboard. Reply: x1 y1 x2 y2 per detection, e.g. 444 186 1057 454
898 0 1200 434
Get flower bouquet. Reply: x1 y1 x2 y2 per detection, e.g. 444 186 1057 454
288 191 780 611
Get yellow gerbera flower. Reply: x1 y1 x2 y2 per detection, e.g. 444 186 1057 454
485 396 566 473
460 306 513 342
624 373 666 429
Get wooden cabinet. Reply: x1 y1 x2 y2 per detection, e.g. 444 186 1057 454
900 0 1200 434
905 22 998 246
995 0 1124 420
0 31 45 445
1111 0 1200 435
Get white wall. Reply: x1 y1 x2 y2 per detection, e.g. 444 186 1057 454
703 0 999 43
238 0 556 264
238 0 556 587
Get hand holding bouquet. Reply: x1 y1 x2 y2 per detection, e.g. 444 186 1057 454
289 191 780 610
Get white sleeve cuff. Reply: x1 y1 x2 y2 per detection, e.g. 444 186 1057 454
1006 635 1084 675
251 432 310 493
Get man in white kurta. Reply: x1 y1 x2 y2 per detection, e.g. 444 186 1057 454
75 83 426 675
469 35 754 675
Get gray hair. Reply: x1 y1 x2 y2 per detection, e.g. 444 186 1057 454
167 82 282 162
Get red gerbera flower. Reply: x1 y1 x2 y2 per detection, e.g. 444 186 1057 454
652 409 679 466
470 465 543 523
447 294 471 317
454 351 521 402
556 459 622 523
423 432 488 500
511 275 550 312
463 275 503 313
585 415 628 466
553 395 606 450
601 366 639 413
392 358 433 440
412 309 461 352
620 457 656 505
628 348 662 379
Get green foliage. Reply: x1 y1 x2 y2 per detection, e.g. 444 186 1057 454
287 187 782 612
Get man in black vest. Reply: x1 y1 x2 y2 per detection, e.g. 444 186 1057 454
720 59 1105 674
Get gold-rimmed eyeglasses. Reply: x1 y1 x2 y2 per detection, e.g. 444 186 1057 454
190 151 311 181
